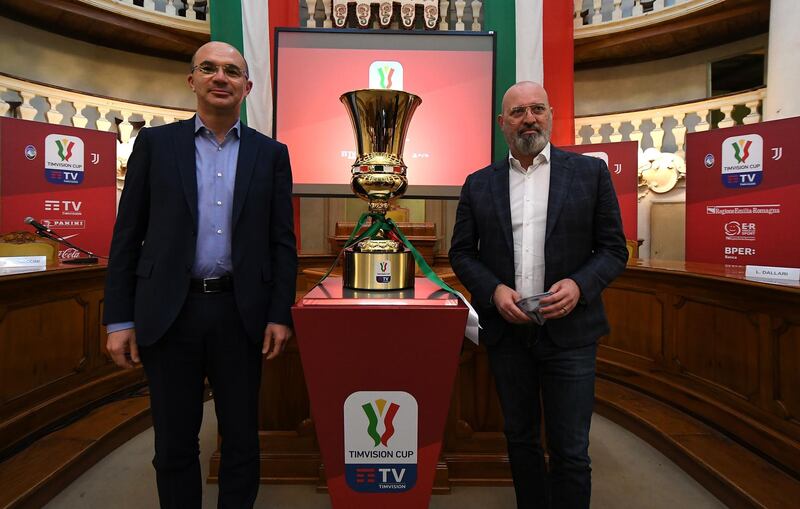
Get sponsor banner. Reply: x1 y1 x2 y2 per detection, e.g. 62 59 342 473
344 391 417 493
562 141 638 242
686 118 799 266
0 118 116 260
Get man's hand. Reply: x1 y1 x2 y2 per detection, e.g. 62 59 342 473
107 329 139 368
263 323 293 360
539 278 581 319
493 284 532 324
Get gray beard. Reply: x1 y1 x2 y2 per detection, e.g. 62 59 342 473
513 131 550 157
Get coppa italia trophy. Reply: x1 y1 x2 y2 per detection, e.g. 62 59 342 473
339 89 422 290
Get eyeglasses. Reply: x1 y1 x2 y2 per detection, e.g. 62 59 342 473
192 61 247 79
507 104 548 120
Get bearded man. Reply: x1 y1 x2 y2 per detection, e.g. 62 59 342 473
449 81 628 509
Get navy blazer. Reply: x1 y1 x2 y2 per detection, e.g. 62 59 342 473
103 117 297 346
449 146 628 347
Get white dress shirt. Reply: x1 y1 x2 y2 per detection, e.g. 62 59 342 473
509 143 551 298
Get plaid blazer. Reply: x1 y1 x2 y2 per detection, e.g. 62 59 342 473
449 146 628 347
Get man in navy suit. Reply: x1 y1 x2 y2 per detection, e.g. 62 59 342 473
103 42 297 508
450 81 627 508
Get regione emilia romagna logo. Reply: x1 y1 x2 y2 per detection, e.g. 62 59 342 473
344 391 417 493
45 134 84 184
369 61 403 91
721 134 763 188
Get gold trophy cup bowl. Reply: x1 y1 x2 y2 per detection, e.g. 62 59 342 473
339 89 422 290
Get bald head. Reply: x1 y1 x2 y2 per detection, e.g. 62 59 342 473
497 81 553 162
191 41 249 77
501 81 549 114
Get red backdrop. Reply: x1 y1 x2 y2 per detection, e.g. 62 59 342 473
685 117 800 266
0 118 117 260
562 141 638 242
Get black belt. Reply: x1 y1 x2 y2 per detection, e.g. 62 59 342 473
189 275 232 293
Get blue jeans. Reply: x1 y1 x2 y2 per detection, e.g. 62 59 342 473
487 326 597 509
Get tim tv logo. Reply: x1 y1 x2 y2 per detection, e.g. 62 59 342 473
45 134 85 185
721 134 763 188
369 61 404 91
344 391 417 493
44 200 83 215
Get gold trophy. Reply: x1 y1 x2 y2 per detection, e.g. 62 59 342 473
339 89 422 290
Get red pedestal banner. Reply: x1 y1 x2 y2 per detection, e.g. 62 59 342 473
0 118 116 260
562 141 638 241
292 278 468 508
685 117 800 266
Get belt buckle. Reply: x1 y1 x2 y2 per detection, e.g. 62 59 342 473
202 278 219 293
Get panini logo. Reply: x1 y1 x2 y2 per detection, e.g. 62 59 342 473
43 219 85 229
45 134 84 185
721 134 763 188
369 61 404 91
344 391 417 492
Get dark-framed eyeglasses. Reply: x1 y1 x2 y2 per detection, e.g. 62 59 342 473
508 104 548 120
191 61 247 79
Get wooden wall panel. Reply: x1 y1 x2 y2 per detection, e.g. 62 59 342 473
673 299 759 401
598 260 800 478
602 286 664 365
776 322 800 425
0 299 87 405
0 265 146 454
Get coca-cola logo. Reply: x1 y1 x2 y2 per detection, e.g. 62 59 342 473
60 248 81 259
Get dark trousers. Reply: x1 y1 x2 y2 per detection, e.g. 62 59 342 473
139 291 263 509
487 326 597 509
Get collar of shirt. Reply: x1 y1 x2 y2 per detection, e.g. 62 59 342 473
508 142 551 174
194 115 241 143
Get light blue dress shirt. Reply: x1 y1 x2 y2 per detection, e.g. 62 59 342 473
107 117 240 334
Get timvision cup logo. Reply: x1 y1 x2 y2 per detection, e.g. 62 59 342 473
44 134 85 184
721 134 763 189
344 391 418 493
369 61 404 91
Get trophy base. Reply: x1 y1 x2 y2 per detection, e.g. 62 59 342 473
342 247 415 290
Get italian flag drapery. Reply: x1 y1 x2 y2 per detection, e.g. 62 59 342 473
210 1 301 247
484 0 575 159
209 0 299 136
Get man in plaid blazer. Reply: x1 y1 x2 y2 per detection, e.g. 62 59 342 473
449 81 628 509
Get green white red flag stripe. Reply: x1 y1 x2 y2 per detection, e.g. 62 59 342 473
210 0 298 136
484 0 575 158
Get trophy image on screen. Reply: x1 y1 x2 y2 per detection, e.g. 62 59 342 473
339 89 422 290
